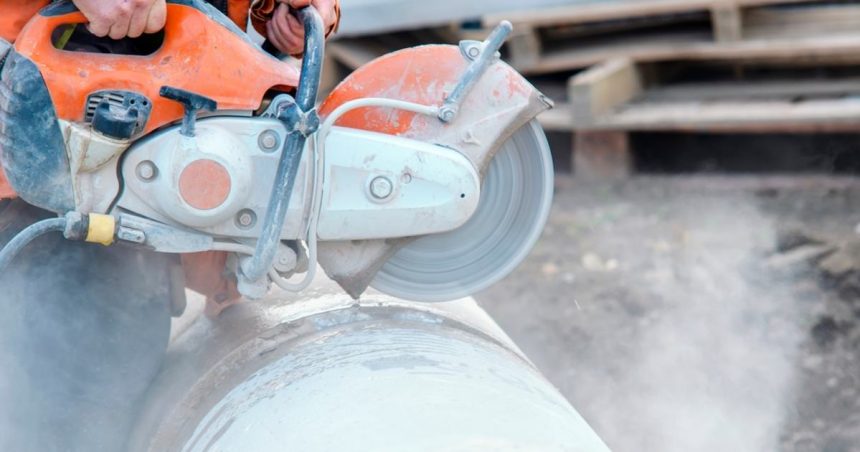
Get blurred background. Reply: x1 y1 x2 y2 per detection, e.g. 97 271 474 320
330 1 860 451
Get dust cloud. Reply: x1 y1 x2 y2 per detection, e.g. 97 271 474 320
482 181 817 452
570 188 808 451
0 206 173 452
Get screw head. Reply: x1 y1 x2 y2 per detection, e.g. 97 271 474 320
258 130 280 152
439 107 457 122
136 161 157 181
369 176 394 200
236 209 257 229
467 46 481 58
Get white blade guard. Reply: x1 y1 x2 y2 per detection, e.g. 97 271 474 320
372 120 553 301
317 43 554 301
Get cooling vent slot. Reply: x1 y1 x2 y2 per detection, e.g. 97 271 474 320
84 90 152 136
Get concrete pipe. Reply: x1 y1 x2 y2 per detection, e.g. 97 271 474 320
128 284 609 451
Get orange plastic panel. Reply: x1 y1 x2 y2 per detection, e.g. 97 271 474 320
13 4 300 135
319 44 537 143
319 45 467 136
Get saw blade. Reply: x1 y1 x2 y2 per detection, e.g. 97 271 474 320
370 120 554 302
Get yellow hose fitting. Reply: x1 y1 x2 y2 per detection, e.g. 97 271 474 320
85 214 116 246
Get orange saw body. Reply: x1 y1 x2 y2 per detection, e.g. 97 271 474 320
0 1 298 200
0 0 553 304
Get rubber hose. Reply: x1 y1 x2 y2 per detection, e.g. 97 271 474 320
0 217 67 271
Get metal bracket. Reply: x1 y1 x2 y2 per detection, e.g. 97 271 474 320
116 214 215 253
438 21 513 123
264 94 320 137
458 40 499 62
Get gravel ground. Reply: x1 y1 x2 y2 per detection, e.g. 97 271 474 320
476 175 860 452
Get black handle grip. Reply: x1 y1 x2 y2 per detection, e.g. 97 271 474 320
159 86 217 112
159 86 217 137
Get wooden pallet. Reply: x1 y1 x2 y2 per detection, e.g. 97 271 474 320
480 0 860 75
329 1 860 77
545 57 860 178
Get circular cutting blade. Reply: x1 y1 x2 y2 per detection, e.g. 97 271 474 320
370 120 554 302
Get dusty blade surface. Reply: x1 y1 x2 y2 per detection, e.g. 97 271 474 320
371 120 554 302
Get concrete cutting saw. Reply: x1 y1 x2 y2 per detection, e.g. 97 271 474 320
0 0 554 302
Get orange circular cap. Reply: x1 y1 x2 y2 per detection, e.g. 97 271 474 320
179 159 232 211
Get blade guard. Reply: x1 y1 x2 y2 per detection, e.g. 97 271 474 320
317 44 552 298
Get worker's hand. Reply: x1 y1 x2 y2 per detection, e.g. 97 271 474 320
266 0 339 56
72 0 167 40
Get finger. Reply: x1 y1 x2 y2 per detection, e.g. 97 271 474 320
108 10 132 40
144 0 167 34
127 6 149 38
286 12 304 34
267 20 290 54
273 4 295 38
284 13 305 53
314 0 336 26
86 17 112 38
288 0 313 8
77 2 112 37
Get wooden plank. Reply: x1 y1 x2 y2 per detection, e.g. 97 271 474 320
569 58 644 126
522 31 711 74
538 107 575 132
483 0 818 29
641 78 860 102
574 131 633 180
743 3 860 40
327 39 387 70
586 97 860 132
319 53 349 98
540 99 860 133
486 0 713 28
548 74 860 133
711 2 743 42
523 32 860 74
506 27 542 71
483 0 860 74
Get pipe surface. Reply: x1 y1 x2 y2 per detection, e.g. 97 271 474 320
128 287 610 452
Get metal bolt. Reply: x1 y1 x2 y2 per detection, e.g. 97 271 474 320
273 244 298 273
369 176 394 200
236 209 257 229
258 130 280 152
438 107 457 123
136 161 157 181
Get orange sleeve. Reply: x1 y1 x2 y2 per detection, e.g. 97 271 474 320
227 0 253 31
0 170 16 200
181 251 242 316
0 0 50 43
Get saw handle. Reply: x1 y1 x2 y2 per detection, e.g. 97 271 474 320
159 86 218 137
239 6 325 284
294 8 325 111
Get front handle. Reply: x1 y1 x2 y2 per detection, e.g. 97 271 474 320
239 6 325 284
294 7 326 111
